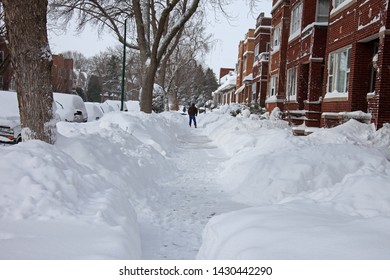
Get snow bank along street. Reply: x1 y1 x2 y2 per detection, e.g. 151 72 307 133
1 105 390 259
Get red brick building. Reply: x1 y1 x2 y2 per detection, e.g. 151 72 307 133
252 13 272 108
267 0 291 112
0 39 73 93
285 0 329 127
0 38 14 91
268 0 329 126
235 29 255 104
52 54 74 93
322 0 390 128
213 70 237 105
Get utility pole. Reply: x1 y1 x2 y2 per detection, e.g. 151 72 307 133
120 18 127 111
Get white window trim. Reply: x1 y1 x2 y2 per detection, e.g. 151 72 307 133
330 0 356 16
255 43 260 57
272 24 281 53
325 46 351 99
269 75 278 97
286 67 298 101
289 3 302 41
316 0 329 22
252 83 257 102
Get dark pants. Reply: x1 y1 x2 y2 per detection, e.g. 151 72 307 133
189 115 197 127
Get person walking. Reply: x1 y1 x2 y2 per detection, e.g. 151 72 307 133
187 103 198 128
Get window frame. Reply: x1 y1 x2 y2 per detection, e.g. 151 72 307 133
286 66 298 101
272 24 281 50
317 0 329 22
252 82 257 102
327 46 352 95
269 75 278 97
333 0 347 8
290 3 303 36
254 43 260 58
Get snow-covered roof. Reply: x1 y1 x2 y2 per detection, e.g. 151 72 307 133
235 84 245 94
214 72 237 94
243 73 253 82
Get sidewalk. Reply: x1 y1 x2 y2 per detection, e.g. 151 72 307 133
139 129 248 259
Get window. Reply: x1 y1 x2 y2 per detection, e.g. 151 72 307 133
370 44 379 93
333 0 347 9
255 43 260 56
273 25 281 49
266 42 271 53
270 75 278 96
254 43 260 61
317 0 329 22
287 67 298 100
252 83 257 103
327 47 351 94
290 3 302 35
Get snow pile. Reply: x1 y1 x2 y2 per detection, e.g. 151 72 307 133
196 113 390 259
1 105 390 260
0 111 182 259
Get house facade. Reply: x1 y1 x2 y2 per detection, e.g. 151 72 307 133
52 54 74 93
235 29 255 104
265 0 390 129
322 0 390 128
267 0 291 112
212 70 237 105
268 0 329 127
252 13 272 108
284 0 329 127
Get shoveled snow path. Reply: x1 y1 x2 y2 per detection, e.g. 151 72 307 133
139 128 248 259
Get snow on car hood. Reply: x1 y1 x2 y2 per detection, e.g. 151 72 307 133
0 116 20 128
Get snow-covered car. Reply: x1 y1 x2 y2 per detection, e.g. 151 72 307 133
0 90 22 144
84 102 104 121
53 92 88 123
104 100 128 112
98 102 115 114
0 91 88 144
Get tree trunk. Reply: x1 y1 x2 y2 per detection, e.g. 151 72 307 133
2 0 55 143
140 61 159 113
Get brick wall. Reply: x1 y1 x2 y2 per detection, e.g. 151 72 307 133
322 0 389 128
375 30 390 127
52 55 73 93
0 39 13 90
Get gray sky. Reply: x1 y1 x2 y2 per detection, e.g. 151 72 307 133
48 1 272 79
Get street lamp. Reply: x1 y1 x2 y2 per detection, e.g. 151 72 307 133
120 18 127 111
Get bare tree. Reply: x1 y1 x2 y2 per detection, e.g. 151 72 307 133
49 0 235 113
2 0 56 143
0 4 6 38
162 11 211 110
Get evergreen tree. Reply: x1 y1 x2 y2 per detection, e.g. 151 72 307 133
103 54 121 97
87 75 102 102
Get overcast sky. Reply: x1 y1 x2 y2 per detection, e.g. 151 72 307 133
48 1 272 79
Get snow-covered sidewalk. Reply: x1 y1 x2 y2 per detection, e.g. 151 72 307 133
1 108 390 260
139 131 247 259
